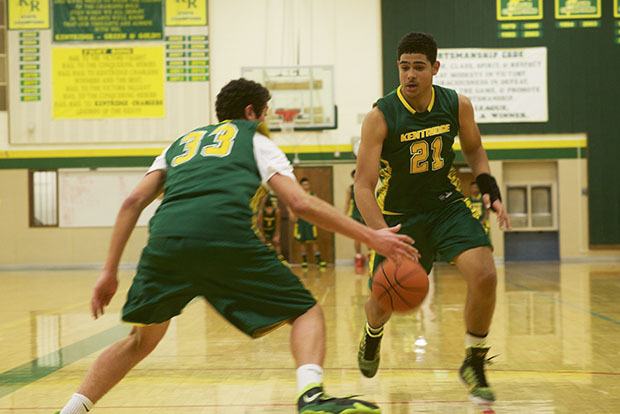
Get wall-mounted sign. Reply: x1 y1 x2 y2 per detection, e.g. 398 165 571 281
52 47 165 119
165 0 207 26
434 47 548 123
497 0 543 21
555 0 601 19
53 0 163 42
9 0 50 30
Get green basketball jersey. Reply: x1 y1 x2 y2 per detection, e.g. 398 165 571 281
148 119 268 244
375 84 463 214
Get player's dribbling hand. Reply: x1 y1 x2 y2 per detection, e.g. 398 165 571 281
483 194 511 230
370 224 421 264
91 270 119 319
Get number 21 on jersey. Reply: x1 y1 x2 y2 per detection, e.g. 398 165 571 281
171 122 239 167
409 136 444 174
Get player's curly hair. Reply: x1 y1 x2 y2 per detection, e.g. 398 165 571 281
397 32 437 64
215 78 271 121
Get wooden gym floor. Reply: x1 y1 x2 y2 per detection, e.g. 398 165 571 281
0 261 619 413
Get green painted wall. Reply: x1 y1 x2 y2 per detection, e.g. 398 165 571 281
381 0 619 245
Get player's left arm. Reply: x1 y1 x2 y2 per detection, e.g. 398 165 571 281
458 94 510 229
91 170 165 319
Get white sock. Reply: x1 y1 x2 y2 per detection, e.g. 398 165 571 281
296 364 323 394
60 393 93 414
465 332 488 348
366 322 384 336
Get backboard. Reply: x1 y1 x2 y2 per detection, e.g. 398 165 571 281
241 65 337 131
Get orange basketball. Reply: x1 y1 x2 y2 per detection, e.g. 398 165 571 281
371 258 429 313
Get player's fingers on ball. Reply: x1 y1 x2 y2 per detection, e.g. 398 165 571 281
396 233 414 244
402 250 417 262
404 244 418 256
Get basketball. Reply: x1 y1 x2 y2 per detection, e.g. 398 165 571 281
371 258 429 313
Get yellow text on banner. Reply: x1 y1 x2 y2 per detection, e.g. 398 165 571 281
52 47 165 119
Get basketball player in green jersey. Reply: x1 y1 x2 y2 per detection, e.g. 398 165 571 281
294 177 327 268
355 33 510 405
468 181 490 235
56 79 419 414
344 169 366 268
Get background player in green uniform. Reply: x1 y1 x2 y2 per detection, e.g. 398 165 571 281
56 79 418 414
344 169 367 268
293 177 326 268
468 181 490 235
258 194 284 258
355 33 510 405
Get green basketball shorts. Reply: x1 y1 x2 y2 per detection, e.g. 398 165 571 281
122 237 316 338
370 200 492 276
294 220 318 242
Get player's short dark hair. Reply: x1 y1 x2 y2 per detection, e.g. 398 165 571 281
300 177 309 184
215 78 271 121
397 32 437 64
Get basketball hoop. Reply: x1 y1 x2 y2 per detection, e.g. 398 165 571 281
275 108 300 134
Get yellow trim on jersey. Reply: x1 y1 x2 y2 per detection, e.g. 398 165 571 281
250 186 269 237
347 199 354 217
256 122 272 138
448 166 463 194
448 166 476 216
376 158 402 216
368 250 377 276
468 196 483 220
396 85 435 115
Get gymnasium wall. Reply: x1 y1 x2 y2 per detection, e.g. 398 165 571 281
0 170 149 266
0 0 382 160
0 0 383 267
209 0 383 152
380 0 620 245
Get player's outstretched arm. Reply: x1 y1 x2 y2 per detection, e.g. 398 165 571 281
92 170 165 319
458 94 511 230
268 173 419 263
355 107 389 230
